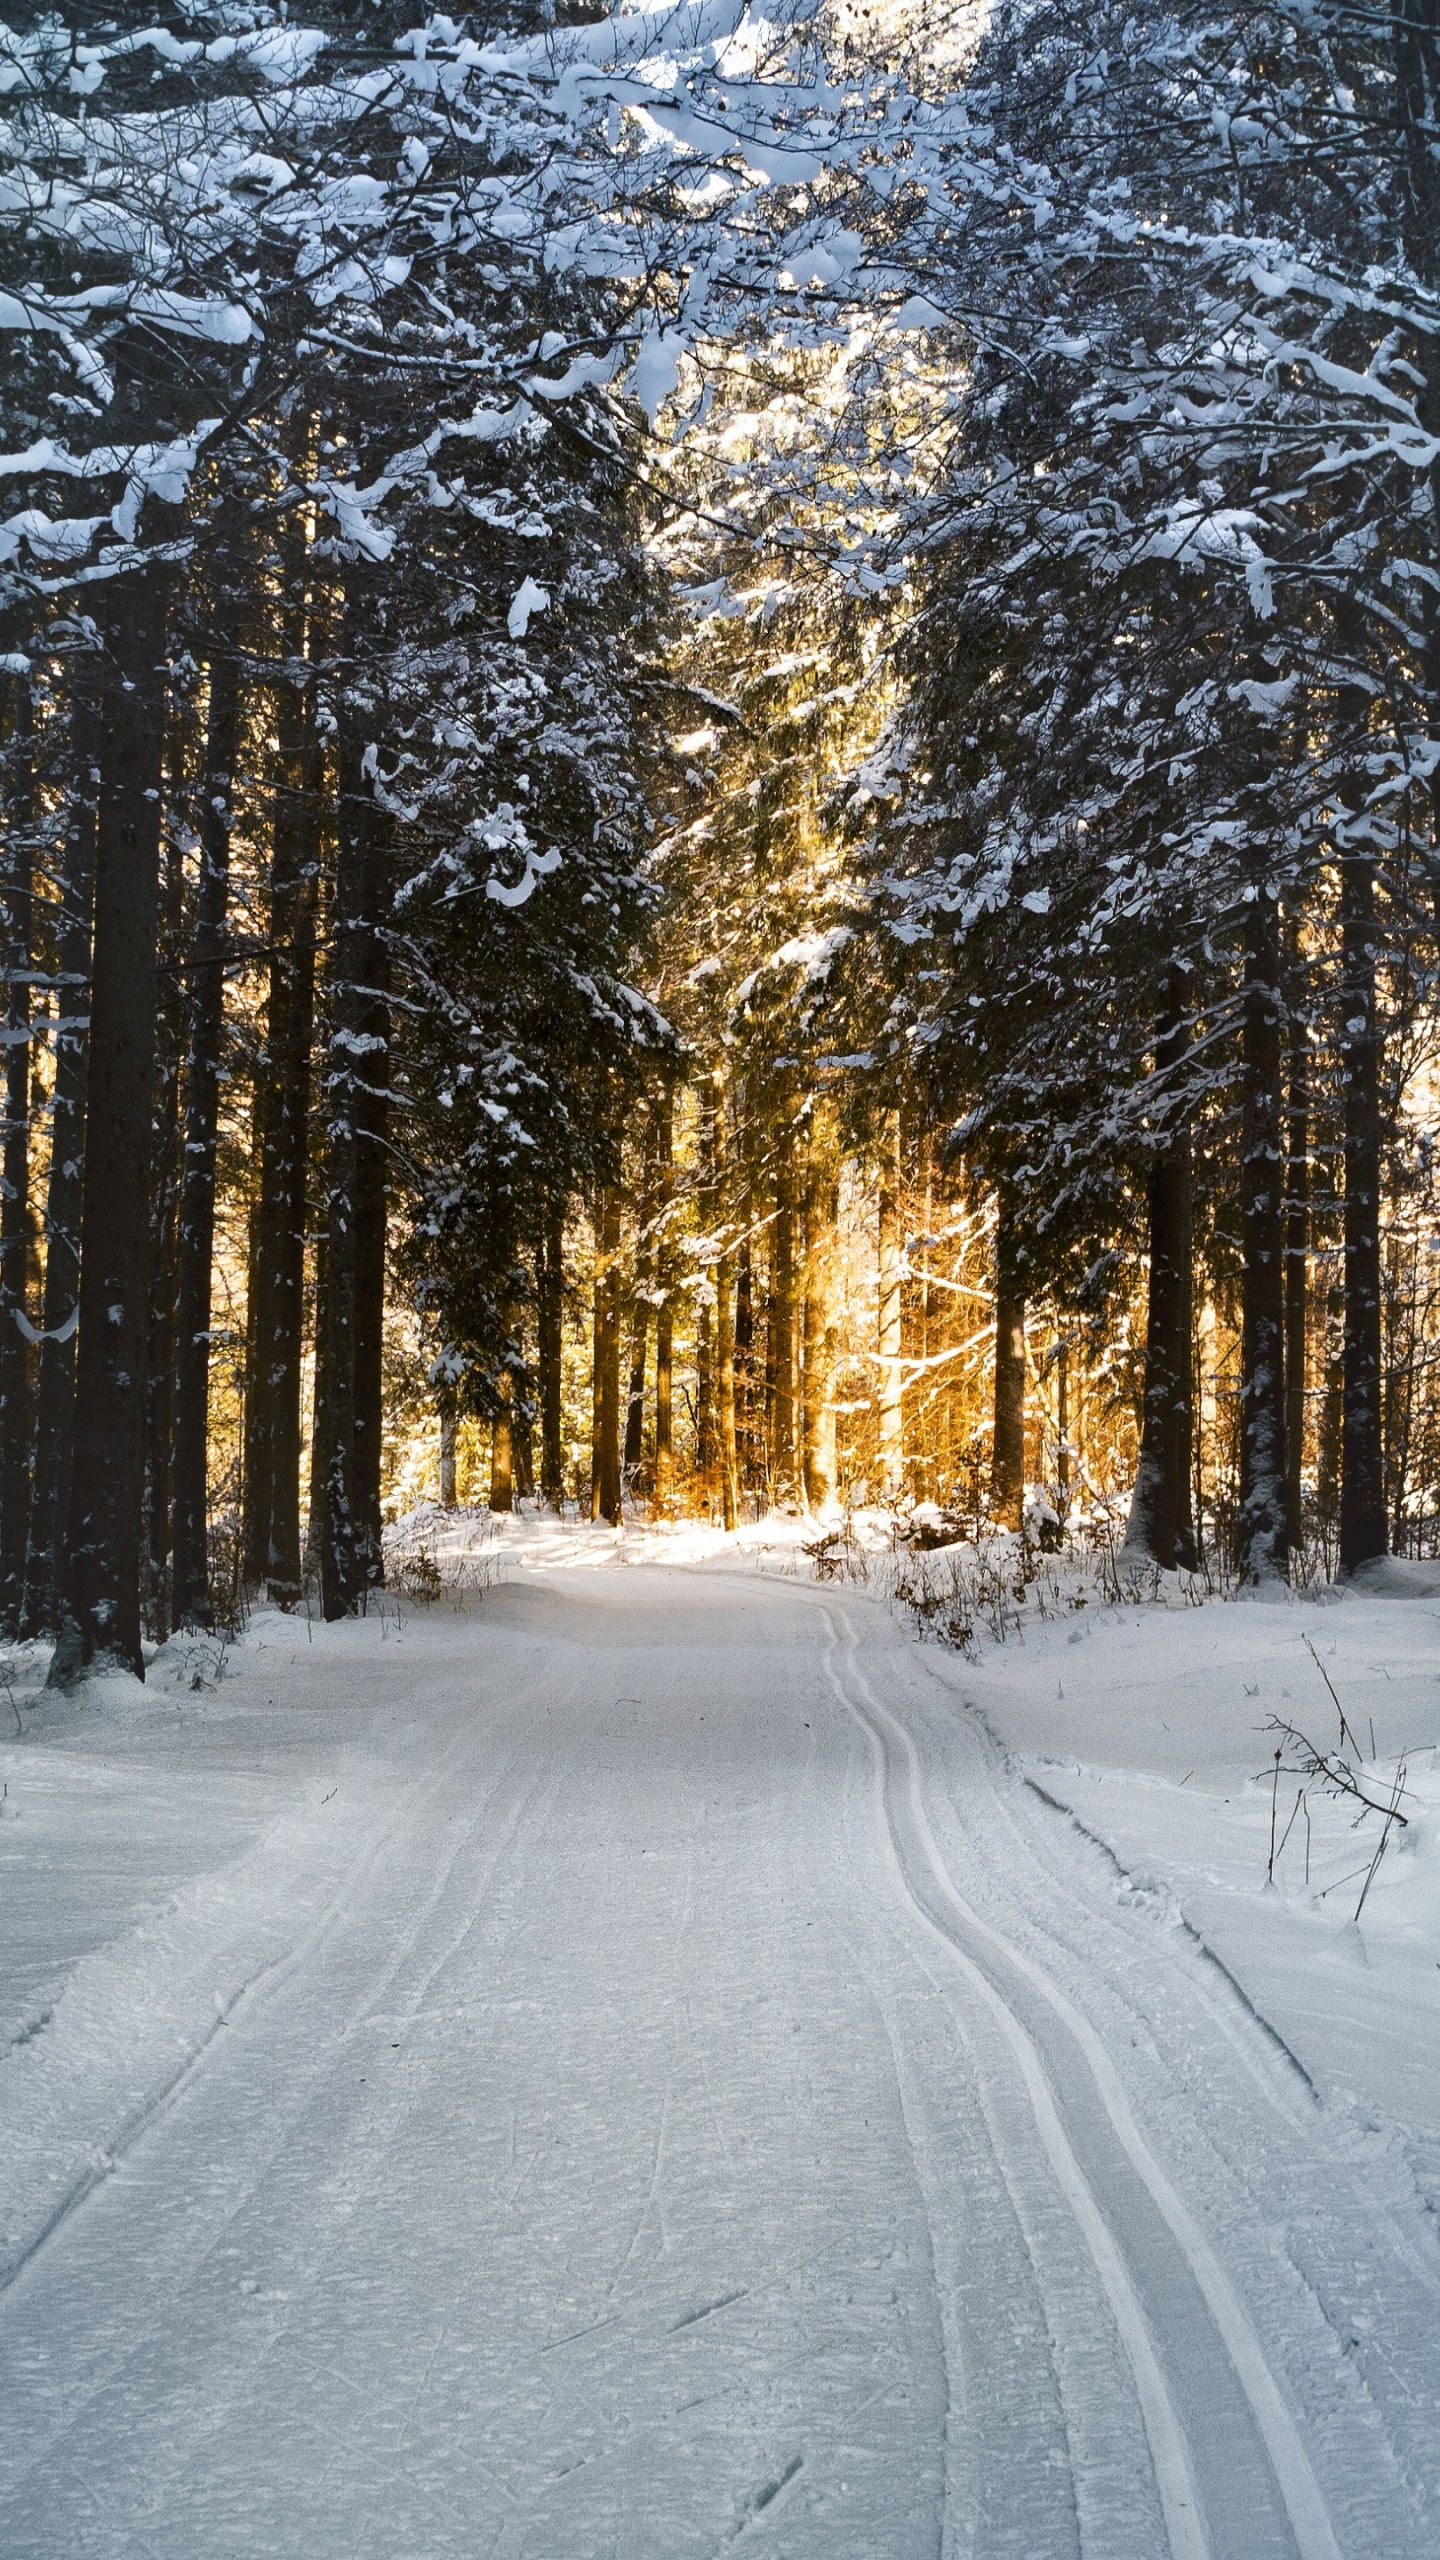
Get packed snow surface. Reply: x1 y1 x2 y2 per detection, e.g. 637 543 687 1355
1 1535 1438 2557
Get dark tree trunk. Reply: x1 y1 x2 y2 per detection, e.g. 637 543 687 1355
321 688 391 1618
623 1310 648 1482
438 1404 458 1507
52 560 170 1683
1284 945 1310 1556
802 1146 836 1513
1125 974 1198 1570
352 1009 390 1588
876 1110 903 1499
170 608 242 1628
590 1185 622 1523
490 1379 514 1513
622 1126 655 1487
713 1079 739 1529
735 1228 755 1486
21 675 99 1637
1339 849 1387 1576
538 1189 564 1504
305 1224 329 1586
144 723 190 1640
1237 894 1289 1582
770 1115 796 1500
652 1099 674 1512
0 672 35 1633
244 547 321 1606
991 1191 1026 1530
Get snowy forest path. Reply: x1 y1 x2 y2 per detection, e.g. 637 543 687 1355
0 1565 1433 2558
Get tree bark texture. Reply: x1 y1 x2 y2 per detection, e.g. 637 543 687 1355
713 1080 738 1529
991 1192 1027 1531
1284 949 1310 1556
243 538 322 1605
1125 975 1198 1570
321 682 391 1618
1339 848 1387 1575
1237 894 1289 1582
769 1114 796 1502
653 1102 674 1514
590 1185 622 1523
0 673 34 1633
538 1190 564 1503
170 610 243 1628
54 560 170 1681
876 1110 903 1500
803 1138 836 1511
490 1378 514 1513
21 674 99 1637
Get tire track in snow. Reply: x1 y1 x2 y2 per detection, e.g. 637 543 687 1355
821 1602 1343 2560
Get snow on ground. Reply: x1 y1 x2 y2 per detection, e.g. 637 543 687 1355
1 1525 1438 2557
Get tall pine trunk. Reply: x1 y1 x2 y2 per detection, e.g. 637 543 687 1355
52 560 170 1682
170 603 243 1628
713 1077 739 1530
144 725 190 1640
1237 893 1289 1582
1125 973 1197 1570
1284 941 1310 1556
244 494 320 1604
0 671 34 1632
770 1114 796 1502
490 1377 514 1513
876 1109 903 1499
1338 848 1386 1576
590 1185 622 1523
991 1191 1026 1530
538 1190 565 1504
802 1170 836 1512
320 679 391 1617
652 1099 674 1513
21 674 99 1637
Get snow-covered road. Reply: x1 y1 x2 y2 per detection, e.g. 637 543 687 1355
1 1566 1437 2557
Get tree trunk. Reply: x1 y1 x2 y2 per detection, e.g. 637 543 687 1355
770 1114 796 1502
321 676 391 1618
0 671 34 1633
653 1102 674 1515
735 1226 755 1487
142 716 189 1641
1125 975 1198 1570
52 560 170 1683
1339 848 1386 1576
713 1078 739 1529
353 1018 390 1589
305 1225 328 1587
21 673 99 1637
538 1190 565 1504
244 530 321 1607
876 1109 903 1500
1237 893 1289 1583
490 1382 514 1513
439 1404 457 1507
590 1186 622 1524
991 1191 1026 1531
803 1133 836 1511
1284 946 1310 1557
170 609 242 1628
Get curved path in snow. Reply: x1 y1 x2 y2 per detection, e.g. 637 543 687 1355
0 1565 1435 2557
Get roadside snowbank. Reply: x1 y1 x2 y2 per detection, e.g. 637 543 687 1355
934 1587 1440 2202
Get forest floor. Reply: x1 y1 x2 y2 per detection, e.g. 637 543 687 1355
1 1537 1439 2558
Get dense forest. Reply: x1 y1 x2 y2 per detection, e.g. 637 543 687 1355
5 0 1440 1678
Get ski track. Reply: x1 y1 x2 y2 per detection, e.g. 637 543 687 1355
0 1566 1435 2556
